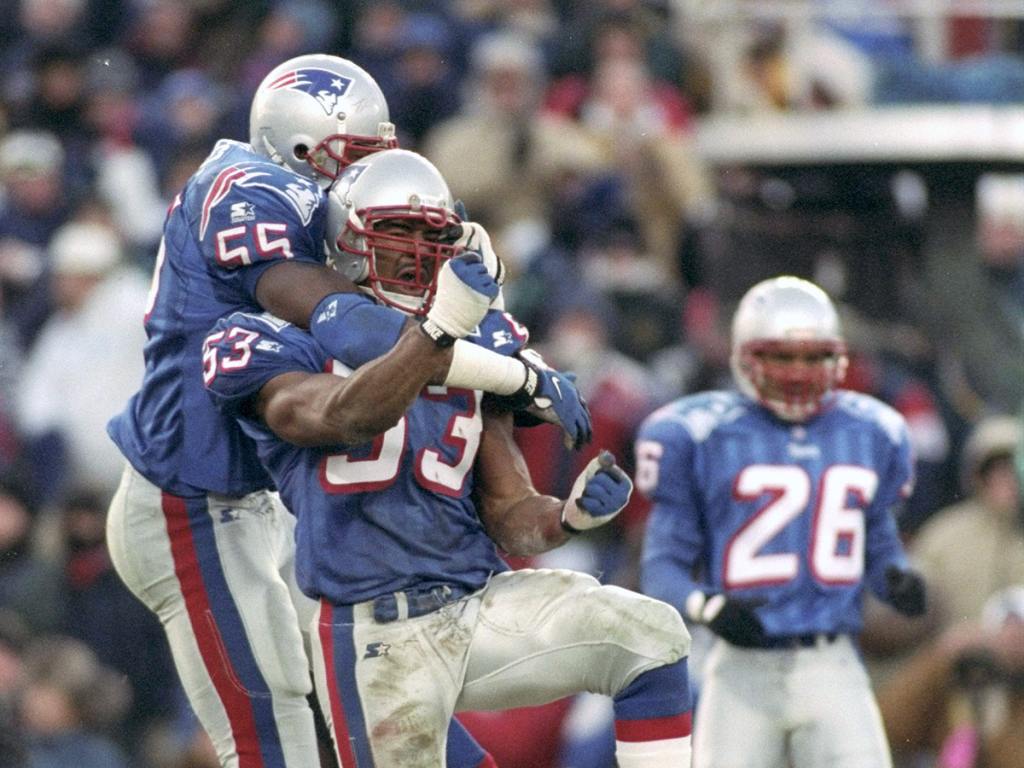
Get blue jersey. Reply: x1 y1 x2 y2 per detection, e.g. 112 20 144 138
203 312 509 605
107 140 327 496
636 390 915 637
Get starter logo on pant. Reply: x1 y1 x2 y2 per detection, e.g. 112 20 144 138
219 508 240 523
364 642 391 659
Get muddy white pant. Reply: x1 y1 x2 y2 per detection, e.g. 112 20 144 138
312 568 691 768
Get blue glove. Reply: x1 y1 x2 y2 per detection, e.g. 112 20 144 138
422 253 499 344
561 451 633 532
469 309 529 357
446 252 500 301
520 352 593 450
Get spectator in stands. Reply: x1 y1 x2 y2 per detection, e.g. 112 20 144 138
81 49 166 254
569 54 714 281
547 5 704 113
347 0 408 100
15 219 148 504
424 31 604 246
136 69 231 184
13 46 89 153
879 584 1024 768
576 214 682 362
451 0 561 63
0 478 60 635
386 12 463 148
0 129 72 348
0 283 22 477
912 415 1023 629
17 636 131 768
862 414 1021 690
0 0 92 110
53 488 179 763
0 610 29 767
123 0 197 95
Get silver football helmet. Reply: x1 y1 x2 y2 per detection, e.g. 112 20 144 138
249 54 397 186
325 149 461 316
730 276 849 422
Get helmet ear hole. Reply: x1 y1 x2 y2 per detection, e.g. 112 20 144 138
293 144 309 160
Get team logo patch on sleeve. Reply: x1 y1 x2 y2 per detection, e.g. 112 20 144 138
265 68 353 116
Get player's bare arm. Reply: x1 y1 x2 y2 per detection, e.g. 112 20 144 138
254 260 362 328
257 324 451 446
475 411 633 556
474 410 569 556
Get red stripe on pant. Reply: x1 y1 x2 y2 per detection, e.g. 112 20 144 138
319 600 358 768
162 493 265 767
615 711 693 742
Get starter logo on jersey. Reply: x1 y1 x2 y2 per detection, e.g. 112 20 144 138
255 339 283 354
230 201 255 224
265 68 352 116
364 642 391 659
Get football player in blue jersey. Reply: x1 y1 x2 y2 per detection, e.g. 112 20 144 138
202 148 695 768
635 275 928 768
105 53 587 768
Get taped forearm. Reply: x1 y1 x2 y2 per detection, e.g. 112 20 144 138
445 340 528 394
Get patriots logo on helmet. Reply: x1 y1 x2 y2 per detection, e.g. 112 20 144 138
265 68 352 116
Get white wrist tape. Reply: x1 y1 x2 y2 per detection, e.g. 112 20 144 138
445 341 529 394
426 261 491 338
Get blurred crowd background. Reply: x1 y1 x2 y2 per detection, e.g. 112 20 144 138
0 0 1021 766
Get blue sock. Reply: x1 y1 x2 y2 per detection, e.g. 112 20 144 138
613 658 691 725
446 718 495 768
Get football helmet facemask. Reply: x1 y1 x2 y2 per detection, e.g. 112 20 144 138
325 149 462 316
730 276 848 422
249 54 397 186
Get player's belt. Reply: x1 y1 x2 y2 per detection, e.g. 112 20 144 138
754 632 840 650
371 584 473 623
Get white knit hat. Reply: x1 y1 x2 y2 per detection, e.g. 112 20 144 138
49 222 122 276
0 130 64 178
961 415 1022 490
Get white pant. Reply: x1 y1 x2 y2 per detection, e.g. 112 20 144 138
106 463 319 768
693 635 893 768
311 568 691 768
